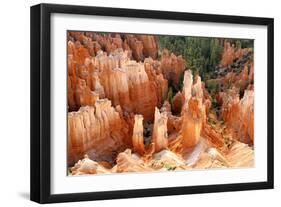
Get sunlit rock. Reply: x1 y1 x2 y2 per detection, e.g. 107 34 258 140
132 115 145 155
67 99 131 166
152 107 168 152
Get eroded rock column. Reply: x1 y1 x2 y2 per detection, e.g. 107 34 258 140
152 107 168 152
132 114 145 155
180 70 204 148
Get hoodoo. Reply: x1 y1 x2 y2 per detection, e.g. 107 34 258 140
67 32 255 175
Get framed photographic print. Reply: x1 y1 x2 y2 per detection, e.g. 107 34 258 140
30 3 274 203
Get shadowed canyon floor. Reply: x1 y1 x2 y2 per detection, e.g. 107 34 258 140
67 32 254 175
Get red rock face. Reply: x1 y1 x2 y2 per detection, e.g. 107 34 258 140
179 71 205 148
222 63 253 92
68 42 99 111
137 35 158 59
98 34 123 55
220 89 254 144
144 58 168 107
220 41 249 68
181 98 204 148
201 123 224 148
68 99 132 166
125 34 144 61
132 115 145 155
67 32 168 166
160 49 186 88
205 51 254 146
94 50 160 121
68 32 159 62
177 71 225 150
172 92 184 114
202 84 212 114
68 39 166 120
152 107 168 152
124 34 159 61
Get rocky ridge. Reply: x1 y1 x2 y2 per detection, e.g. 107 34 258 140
67 32 254 175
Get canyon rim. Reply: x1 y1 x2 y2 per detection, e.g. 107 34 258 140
67 31 254 176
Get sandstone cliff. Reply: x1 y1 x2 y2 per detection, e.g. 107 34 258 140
220 41 250 68
220 89 254 144
68 41 98 111
68 32 159 61
68 99 131 166
160 49 186 88
68 40 167 120
94 50 161 120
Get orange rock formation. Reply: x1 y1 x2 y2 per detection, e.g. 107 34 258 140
132 115 145 155
152 107 168 152
67 99 131 166
220 41 250 68
180 72 204 148
67 32 255 175
160 49 186 88
68 44 167 120
220 89 254 144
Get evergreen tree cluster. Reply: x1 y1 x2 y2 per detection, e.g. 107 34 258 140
158 36 253 81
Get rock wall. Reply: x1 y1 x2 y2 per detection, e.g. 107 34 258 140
220 89 254 144
94 50 162 120
144 58 168 106
68 33 167 120
138 35 158 59
68 99 131 166
172 92 184 114
220 41 250 68
160 49 186 88
68 41 99 111
68 32 158 61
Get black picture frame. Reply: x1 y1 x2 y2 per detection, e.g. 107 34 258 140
30 3 274 204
